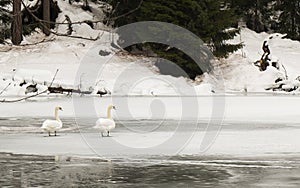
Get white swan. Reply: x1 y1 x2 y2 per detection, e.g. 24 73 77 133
41 106 63 136
94 105 116 137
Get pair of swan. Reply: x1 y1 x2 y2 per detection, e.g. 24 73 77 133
41 105 116 137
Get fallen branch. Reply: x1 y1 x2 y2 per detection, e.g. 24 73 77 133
0 38 55 50
19 37 56 46
0 69 59 103
48 86 93 96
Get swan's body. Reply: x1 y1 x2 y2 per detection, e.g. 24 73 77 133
95 118 115 135
94 105 116 137
41 107 63 136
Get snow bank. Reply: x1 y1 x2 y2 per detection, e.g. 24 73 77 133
222 28 300 93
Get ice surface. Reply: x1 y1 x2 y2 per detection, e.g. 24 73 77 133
1 120 300 158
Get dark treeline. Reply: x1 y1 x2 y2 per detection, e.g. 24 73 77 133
229 0 300 40
108 0 242 78
107 0 300 78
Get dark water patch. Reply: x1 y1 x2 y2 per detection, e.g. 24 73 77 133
0 153 231 187
1 152 300 187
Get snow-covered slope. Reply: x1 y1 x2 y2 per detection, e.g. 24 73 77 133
0 1 213 97
1 1 300 96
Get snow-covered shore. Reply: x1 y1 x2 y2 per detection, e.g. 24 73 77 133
2 27 300 96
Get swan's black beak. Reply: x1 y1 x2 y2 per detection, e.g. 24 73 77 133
59 107 63 111
113 106 116 110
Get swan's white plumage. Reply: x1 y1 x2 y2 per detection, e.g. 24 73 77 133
94 105 116 136
94 118 115 132
41 106 63 136
41 120 62 132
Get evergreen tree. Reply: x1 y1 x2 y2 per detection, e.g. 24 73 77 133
276 0 300 40
229 0 274 32
109 0 242 78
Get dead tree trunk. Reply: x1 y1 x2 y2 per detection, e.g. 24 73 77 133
12 0 22 45
43 0 51 36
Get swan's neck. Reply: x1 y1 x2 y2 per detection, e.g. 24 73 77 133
55 109 60 121
107 107 112 119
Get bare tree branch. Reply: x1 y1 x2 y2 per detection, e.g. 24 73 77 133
0 83 12 95
0 69 59 103
4 0 143 44
5 0 143 26
20 0 143 27
21 0 101 41
106 0 143 23
104 1 120 26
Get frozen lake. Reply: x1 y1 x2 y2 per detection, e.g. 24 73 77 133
1 118 300 187
0 96 300 186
